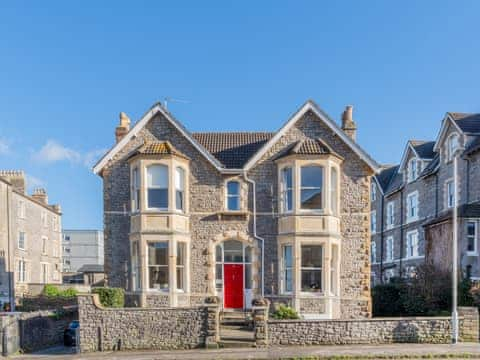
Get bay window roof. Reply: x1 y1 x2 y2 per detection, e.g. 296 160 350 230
127 141 190 161
273 138 342 161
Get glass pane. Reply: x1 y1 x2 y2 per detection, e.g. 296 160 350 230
175 167 185 190
227 181 240 196
331 168 338 213
148 189 168 208
301 189 322 209
215 264 223 288
227 196 240 210
147 165 168 187
285 269 292 292
245 246 252 263
468 223 475 236
245 264 252 289
149 266 168 290
301 269 322 292
176 267 184 290
215 245 222 262
301 166 323 188
282 167 292 188
176 190 184 211
177 242 185 266
301 245 322 268
224 240 243 251
224 240 243 262
283 246 292 268
148 242 168 266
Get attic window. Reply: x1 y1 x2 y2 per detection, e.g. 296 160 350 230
447 134 459 162
407 158 420 182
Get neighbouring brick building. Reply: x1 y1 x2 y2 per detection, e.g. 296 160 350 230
371 113 480 284
94 100 379 319
0 171 62 308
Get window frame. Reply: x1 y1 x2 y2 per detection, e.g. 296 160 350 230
446 179 455 209
407 158 419 183
406 191 419 222
17 259 27 283
446 133 459 162
300 244 323 293
299 165 324 211
18 200 26 219
132 167 141 212
147 241 170 291
405 230 419 259
18 231 26 250
280 166 293 213
386 202 395 228
176 241 186 292
175 167 186 213
371 241 377 263
41 236 48 255
467 221 477 256
281 244 293 294
386 236 394 262
225 180 241 211
145 164 169 211
370 210 377 234
330 167 339 215
371 182 376 202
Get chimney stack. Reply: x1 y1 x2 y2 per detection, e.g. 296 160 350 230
31 188 48 205
115 112 131 143
0 170 26 194
341 105 357 141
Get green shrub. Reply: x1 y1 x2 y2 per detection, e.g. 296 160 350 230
92 287 124 308
272 304 299 320
42 285 78 298
43 284 60 297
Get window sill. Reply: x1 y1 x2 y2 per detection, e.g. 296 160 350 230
467 252 478 257
406 217 419 224
216 211 249 220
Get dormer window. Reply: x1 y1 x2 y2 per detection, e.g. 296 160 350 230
447 133 459 162
226 181 240 211
280 167 293 213
175 167 185 212
146 164 169 210
300 165 323 210
407 158 419 182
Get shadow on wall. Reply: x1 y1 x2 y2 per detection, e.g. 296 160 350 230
393 321 420 343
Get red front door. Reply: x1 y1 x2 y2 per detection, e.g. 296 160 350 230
224 264 244 309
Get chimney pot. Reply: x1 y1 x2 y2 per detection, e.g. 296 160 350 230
115 112 131 143
341 105 357 141
31 188 48 205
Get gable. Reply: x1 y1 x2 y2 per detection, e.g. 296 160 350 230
243 100 379 172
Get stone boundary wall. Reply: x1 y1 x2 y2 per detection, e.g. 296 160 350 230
20 296 78 311
78 294 220 352
253 306 479 346
0 309 77 356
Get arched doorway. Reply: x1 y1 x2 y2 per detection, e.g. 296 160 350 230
215 240 252 309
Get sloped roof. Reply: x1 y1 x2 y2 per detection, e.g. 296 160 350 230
449 113 480 133
375 165 399 193
77 264 104 273
420 154 440 177
272 138 339 161
410 140 436 159
464 136 480 156
127 141 190 161
192 132 274 168
423 201 480 227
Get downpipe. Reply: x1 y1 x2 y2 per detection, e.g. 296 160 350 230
243 171 265 298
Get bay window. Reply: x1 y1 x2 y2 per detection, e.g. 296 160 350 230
146 165 168 209
281 167 293 213
282 245 293 293
301 245 322 292
330 245 339 296
131 241 140 291
226 181 240 211
175 167 185 212
300 166 323 210
148 242 169 290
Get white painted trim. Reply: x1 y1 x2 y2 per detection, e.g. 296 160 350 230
398 142 420 173
433 114 464 152
243 100 380 172
93 105 225 175
406 191 419 223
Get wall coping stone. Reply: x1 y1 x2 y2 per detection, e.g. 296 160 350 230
268 316 464 323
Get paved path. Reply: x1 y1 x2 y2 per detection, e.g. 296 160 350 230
12 343 480 359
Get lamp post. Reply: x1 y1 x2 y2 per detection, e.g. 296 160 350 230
452 150 459 344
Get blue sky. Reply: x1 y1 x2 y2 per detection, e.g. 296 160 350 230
0 1 479 229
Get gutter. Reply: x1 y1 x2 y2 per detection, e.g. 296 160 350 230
243 171 265 298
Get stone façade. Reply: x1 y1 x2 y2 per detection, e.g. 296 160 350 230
98 101 376 318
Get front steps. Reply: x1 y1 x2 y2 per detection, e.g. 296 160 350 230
219 311 255 348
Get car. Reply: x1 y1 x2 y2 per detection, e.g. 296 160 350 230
64 320 79 347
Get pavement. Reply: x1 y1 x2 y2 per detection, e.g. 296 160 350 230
11 343 480 359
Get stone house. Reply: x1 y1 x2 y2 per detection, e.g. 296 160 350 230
371 113 480 284
0 171 62 307
94 100 379 319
